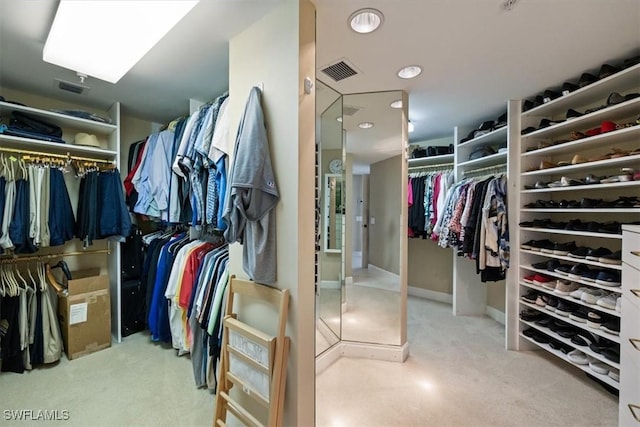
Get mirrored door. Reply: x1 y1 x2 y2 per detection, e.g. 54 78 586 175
316 80 343 356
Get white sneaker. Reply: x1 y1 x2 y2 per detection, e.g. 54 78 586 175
570 287 590 300
589 359 610 375
568 349 589 365
608 368 620 382
596 294 617 310
616 296 622 313
581 289 607 305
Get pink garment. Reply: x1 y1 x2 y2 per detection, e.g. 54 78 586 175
430 174 442 240
407 178 414 207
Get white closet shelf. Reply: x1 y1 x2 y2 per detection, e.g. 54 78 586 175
520 319 621 369
522 63 640 119
520 300 621 344
521 181 640 194
408 154 454 167
458 151 507 169
520 282 621 318
522 98 640 141
457 125 507 149
521 126 640 158
519 333 620 390
520 265 623 294
522 153 640 177
521 208 640 213
0 100 118 134
519 227 623 240
0 134 118 160
520 249 623 271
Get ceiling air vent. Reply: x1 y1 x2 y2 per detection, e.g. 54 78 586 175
321 60 358 82
343 105 362 116
54 78 90 95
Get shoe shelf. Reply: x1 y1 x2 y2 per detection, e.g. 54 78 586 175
521 208 640 213
520 300 621 344
521 63 640 119
521 265 622 294
521 126 640 159
521 181 640 194
520 282 620 318
523 153 640 178
457 125 507 149
521 97 640 142
408 154 454 168
520 318 621 370
519 331 620 390
520 249 623 271
520 227 623 240
457 151 507 170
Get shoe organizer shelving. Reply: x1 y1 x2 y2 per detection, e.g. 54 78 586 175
0 96 124 342
512 63 640 393
407 153 454 168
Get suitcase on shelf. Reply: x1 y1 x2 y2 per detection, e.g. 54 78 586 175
121 279 145 337
121 224 143 280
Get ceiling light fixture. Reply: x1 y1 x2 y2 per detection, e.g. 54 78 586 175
390 100 403 109
358 122 374 129
408 121 415 133
397 65 422 79
43 0 199 84
336 117 343 122
348 8 384 34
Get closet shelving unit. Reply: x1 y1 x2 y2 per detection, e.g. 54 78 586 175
452 108 514 318
511 62 640 392
408 153 454 168
0 99 124 342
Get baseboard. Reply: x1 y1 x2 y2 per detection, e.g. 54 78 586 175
317 318 339 344
315 342 343 374
340 341 410 363
345 276 353 286
485 305 506 325
408 286 453 304
367 264 399 279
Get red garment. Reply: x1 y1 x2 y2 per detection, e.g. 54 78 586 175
123 138 147 196
178 242 215 309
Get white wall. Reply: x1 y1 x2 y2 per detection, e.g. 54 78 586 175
227 1 316 425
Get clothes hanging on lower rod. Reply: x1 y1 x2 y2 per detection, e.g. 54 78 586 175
407 170 454 239
0 262 63 374
141 230 230 389
437 174 509 282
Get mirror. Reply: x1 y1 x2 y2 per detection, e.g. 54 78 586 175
316 80 343 356
324 174 343 253
340 90 405 346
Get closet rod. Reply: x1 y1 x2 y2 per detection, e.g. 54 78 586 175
0 249 111 264
463 163 507 177
0 147 115 164
408 162 454 171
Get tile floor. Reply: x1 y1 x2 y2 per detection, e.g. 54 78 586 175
316 296 619 427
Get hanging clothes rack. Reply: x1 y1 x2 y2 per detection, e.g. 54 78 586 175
408 162 454 177
0 249 111 264
462 163 507 179
0 147 115 165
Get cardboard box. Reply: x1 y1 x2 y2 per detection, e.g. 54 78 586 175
58 269 111 360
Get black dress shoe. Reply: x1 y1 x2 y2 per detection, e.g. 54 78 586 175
579 72 598 87
599 63 620 79
562 82 579 95
553 241 577 256
598 222 622 234
585 247 612 261
580 198 603 208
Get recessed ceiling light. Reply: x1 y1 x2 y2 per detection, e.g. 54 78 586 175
336 117 343 122
408 121 415 133
358 122 374 129
348 8 384 34
390 100 403 109
397 65 422 79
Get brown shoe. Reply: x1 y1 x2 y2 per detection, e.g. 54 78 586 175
539 160 556 170
571 155 588 164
